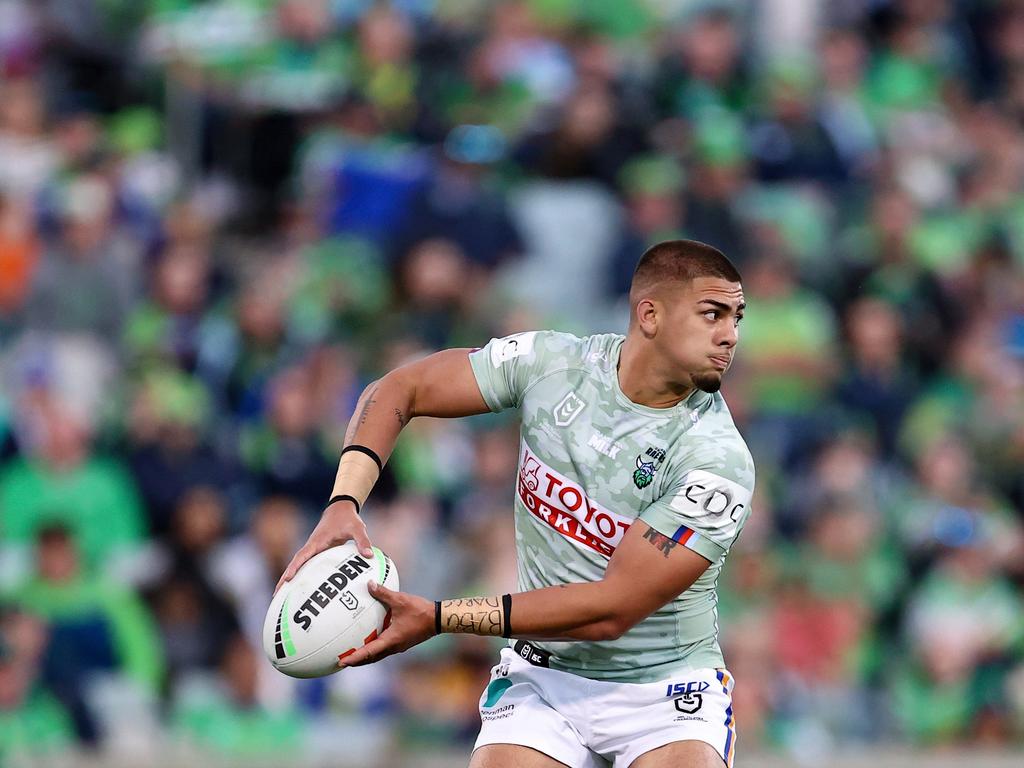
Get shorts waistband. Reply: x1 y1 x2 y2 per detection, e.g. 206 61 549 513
512 639 551 668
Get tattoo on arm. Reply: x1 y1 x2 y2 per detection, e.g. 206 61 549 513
357 385 378 428
440 597 503 636
394 408 406 427
642 527 678 558
344 382 379 443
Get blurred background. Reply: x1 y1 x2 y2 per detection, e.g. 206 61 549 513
0 0 1023 766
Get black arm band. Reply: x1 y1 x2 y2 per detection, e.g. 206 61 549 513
327 494 360 514
502 593 512 638
340 444 383 473
435 601 442 636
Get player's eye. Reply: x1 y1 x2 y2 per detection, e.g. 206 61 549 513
703 310 717 321
735 315 744 326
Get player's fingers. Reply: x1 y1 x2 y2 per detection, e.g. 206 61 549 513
274 560 298 595
286 547 313 578
338 635 392 668
366 580 394 605
273 574 287 596
274 546 313 594
351 522 374 558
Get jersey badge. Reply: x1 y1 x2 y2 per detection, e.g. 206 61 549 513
553 391 586 426
633 446 666 489
491 332 536 367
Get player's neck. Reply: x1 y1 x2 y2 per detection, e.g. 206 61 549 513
617 336 695 409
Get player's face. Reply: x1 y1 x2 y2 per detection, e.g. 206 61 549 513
660 277 745 393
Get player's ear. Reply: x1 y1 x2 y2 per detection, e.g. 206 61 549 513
634 297 659 337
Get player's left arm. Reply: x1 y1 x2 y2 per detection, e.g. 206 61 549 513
337 520 711 667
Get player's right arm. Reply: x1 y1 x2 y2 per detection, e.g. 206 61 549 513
275 349 490 591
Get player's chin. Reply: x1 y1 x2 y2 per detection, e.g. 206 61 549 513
692 371 723 393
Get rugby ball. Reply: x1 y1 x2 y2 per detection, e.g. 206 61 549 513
263 542 399 678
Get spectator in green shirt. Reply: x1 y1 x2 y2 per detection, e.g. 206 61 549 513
8 525 164 744
732 249 838 468
173 633 302 756
0 393 146 575
895 535 1024 743
0 609 74 759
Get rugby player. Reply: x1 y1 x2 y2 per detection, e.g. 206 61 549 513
278 239 754 768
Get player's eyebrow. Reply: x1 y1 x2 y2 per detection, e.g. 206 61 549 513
698 299 745 312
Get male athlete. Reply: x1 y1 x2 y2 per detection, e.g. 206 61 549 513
277 240 753 768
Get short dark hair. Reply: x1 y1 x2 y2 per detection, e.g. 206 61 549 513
629 240 741 304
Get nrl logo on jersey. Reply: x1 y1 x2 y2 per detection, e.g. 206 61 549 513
633 446 666 489
553 391 586 426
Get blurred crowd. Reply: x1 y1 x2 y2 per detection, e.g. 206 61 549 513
1 0 1024 764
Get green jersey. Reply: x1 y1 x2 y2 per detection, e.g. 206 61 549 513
469 331 755 683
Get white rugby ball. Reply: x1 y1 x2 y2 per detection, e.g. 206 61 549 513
263 542 399 678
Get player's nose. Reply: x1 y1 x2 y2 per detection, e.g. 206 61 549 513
717 323 738 347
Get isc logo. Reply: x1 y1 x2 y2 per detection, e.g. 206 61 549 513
665 681 709 698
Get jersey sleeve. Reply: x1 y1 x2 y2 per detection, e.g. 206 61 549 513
638 469 754 564
468 331 556 412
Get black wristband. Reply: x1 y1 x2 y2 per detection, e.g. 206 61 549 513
341 444 384 473
501 593 512 638
434 601 442 636
327 494 360 514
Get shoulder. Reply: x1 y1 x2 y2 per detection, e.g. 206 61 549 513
540 331 621 368
672 395 755 491
536 332 624 386
484 330 619 371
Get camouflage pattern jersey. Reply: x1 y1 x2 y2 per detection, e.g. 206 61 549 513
468 331 755 683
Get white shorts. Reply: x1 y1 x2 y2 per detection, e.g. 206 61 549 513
474 646 737 768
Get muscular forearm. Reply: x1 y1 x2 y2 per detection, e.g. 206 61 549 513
436 525 710 644
514 581 634 640
337 523 711 669
325 375 412 507
440 580 634 643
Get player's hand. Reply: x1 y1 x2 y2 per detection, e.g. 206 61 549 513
336 582 434 668
274 500 373 594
